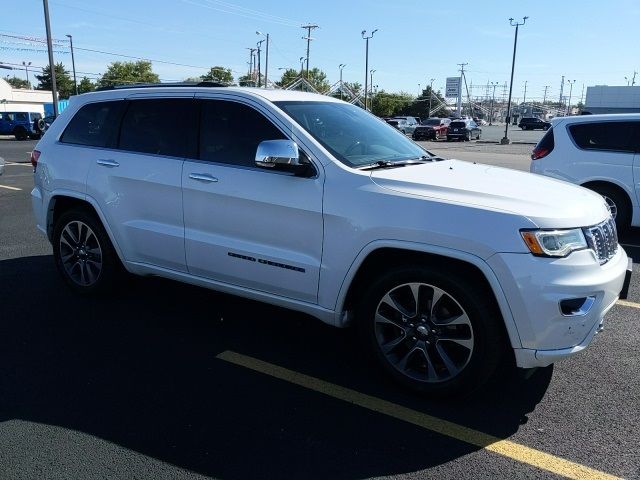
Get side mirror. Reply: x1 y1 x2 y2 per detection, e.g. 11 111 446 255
255 139 300 169
255 139 315 177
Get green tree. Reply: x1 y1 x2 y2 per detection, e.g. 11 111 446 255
97 61 159 88
344 81 362 96
306 68 330 92
276 68 299 88
237 74 255 86
3 76 30 89
34 62 75 99
201 66 233 84
77 76 95 94
371 90 414 117
403 87 449 118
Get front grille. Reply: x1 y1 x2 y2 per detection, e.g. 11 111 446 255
583 216 618 264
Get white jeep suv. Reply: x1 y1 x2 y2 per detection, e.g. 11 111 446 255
31 85 632 396
530 113 640 230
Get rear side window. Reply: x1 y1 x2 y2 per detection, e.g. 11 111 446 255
450 121 466 128
61 101 126 148
568 122 636 153
119 99 196 157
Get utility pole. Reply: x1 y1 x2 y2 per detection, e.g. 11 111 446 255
523 80 527 105
558 75 564 114
427 78 435 117
632 71 637 86
566 79 576 115
246 47 256 79
22 61 32 88
456 62 467 117
501 16 528 145
370 69 376 99
256 39 264 87
361 29 378 111
490 81 499 125
256 32 269 88
579 83 585 106
338 63 346 100
542 85 550 104
301 24 318 79
43 0 58 117
65 34 77 95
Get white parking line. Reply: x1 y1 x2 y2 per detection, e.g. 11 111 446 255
5 162 32 167
0 184 22 191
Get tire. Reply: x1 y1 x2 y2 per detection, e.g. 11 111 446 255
446 136 452 142
52 207 122 294
14 127 28 140
356 265 506 397
586 184 631 231
466 132 472 141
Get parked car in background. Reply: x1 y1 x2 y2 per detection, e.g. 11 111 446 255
519 117 551 131
385 118 400 130
530 114 640 230
43 115 56 131
0 111 45 140
412 118 450 141
447 119 482 141
392 116 419 135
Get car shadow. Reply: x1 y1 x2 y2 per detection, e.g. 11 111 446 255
620 226 640 263
0 255 553 479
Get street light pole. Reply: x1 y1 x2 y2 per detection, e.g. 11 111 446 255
566 79 576 115
370 69 376 100
256 39 264 87
256 32 269 88
22 61 32 88
43 0 59 117
427 78 435 117
66 34 78 95
361 29 377 111
542 85 549 104
338 63 346 100
490 81 498 125
501 16 528 145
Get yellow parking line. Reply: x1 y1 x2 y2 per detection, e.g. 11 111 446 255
217 350 621 480
0 184 21 191
617 299 640 309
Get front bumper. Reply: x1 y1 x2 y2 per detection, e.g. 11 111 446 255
488 247 630 368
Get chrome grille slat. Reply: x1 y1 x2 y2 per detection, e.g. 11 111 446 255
583 217 618 264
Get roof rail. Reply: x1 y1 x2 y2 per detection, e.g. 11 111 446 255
95 81 228 92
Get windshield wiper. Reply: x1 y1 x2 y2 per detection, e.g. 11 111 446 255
358 156 432 170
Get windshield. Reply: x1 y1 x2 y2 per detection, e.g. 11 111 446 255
275 101 428 167
423 119 441 126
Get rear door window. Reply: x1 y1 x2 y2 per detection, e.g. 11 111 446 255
568 122 636 153
118 99 196 158
61 101 126 148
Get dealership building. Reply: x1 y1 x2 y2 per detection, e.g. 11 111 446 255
0 77 53 114
583 85 640 114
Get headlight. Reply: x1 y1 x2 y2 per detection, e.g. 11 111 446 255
521 228 588 257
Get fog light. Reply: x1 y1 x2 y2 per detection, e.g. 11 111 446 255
560 296 596 316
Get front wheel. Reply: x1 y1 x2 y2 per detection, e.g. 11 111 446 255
586 184 631 231
356 265 506 397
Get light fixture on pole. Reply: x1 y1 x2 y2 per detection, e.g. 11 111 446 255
361 28 378 111
500 16 528 145
490 81 499 125
65 34 78 95
338 63 346 100
566 79 576 116
22 61 32 87
256 31 269 88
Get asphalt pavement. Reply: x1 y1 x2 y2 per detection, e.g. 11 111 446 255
0 139 639 479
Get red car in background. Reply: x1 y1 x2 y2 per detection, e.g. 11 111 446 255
412 117 451 141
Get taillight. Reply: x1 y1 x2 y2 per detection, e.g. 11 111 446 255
31 150 41 170
531 147 549 160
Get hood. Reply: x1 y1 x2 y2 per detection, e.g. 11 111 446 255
370 159 609 228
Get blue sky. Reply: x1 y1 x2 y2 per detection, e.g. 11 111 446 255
2 0 639 103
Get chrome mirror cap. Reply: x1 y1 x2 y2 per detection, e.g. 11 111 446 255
255 140 300 169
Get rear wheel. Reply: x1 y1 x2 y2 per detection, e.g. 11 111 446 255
53 207 122 294
356 265 506 397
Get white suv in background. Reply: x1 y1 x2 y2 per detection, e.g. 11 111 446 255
31 85 631 397
530 114 640 230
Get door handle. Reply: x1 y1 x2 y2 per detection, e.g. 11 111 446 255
96 159 120 167
189 173 218 183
